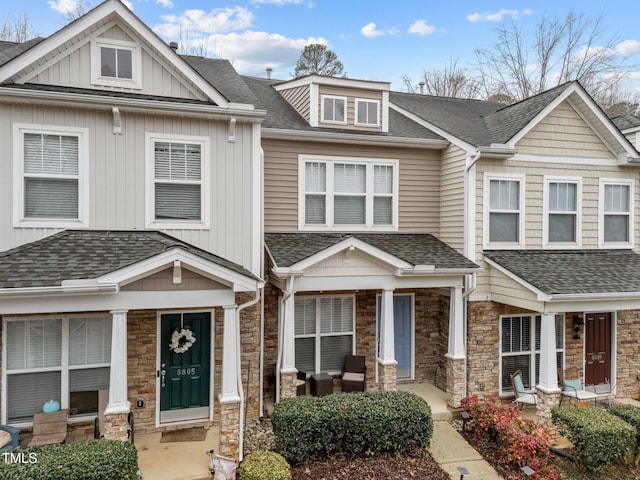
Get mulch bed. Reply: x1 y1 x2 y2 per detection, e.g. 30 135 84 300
289 450 450 480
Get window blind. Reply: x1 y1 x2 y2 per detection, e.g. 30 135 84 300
8 372 61 422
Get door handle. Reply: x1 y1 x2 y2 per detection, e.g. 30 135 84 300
160 363 166 388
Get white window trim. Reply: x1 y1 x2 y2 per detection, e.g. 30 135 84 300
298 154 399 232
12 123 90 229
543 176 582 249
483 173 526 250
355 98 380 127
320 95 347 125
599 178 635 249
145 133 210 229
2 314 111 425
294 295 356 376
91 37 142 89
498 313 565 395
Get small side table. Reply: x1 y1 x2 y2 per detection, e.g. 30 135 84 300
310 372 333 397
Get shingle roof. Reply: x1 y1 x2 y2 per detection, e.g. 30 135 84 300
483 249 640 295
265 233 479 270
612 114 640 131
0 230 259 288
0 38 44 67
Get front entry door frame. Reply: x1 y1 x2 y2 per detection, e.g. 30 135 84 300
376 293 415 382
156 309 215 427
583 311 616 389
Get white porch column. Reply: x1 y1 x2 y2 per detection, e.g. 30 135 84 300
106 309 130 414
537 313 560 392
378 289 396 364
281 293 296 373
446 286 465 360
220 304 240 403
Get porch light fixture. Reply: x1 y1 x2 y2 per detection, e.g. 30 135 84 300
573 314 584 339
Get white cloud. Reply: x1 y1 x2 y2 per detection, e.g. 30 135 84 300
154 7 255 38
616 40 640 57
408 20 436 36
122 0 133 10
48 0 80 14
466 9 533 23
156 0 174 8
360 22 398 38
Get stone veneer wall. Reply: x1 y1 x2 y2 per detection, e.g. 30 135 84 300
616 310 640 399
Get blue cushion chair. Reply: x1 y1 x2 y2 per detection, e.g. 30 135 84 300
558 369 597 406
509 370 536 410
0 425 20 451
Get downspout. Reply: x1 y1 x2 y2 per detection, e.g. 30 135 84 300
275 276 295 403
236 286 261 462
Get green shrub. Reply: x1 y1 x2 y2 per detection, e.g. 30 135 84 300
238 450 290 480
272 391 433 464
0 440 139 480
609 404 640 445
552 406 636 470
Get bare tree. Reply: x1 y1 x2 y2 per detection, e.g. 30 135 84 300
63 1 92 23
294 44 344 77
402 59 482 98
0 12 38 43
473 10 635 109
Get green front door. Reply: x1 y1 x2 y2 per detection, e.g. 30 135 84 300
159 312 211 423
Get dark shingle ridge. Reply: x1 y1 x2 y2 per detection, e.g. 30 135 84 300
484 249 640 295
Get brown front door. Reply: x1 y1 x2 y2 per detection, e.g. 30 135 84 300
584 312 611 386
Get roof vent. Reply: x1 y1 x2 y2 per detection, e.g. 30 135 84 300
419 82 425 95
169 41 178 52
266 66 273 79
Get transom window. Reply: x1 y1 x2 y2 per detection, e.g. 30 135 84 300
146 134 209 228
91 38 141 88
321 96 346 124
13 125 88 228
355 99 379 126
500 314 564 394
484 174 524 247
300 155 397 230
294 296 355 374
600 180 633 247
3 316 112 423
544 178 581 246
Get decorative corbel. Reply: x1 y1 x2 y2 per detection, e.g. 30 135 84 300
228 117 236 143
112 107 122 135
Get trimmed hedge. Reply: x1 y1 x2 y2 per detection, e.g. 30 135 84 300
0 440 139 480
552 406 636 470
272 391 433 464
238 450 291 480
609 404 640 446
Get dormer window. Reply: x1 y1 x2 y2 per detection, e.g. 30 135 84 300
356 99 379 126
321 95 346 124
91 38 141 89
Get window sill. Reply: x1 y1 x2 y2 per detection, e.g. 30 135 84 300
146 221 210 230
300 225 398 233
14 219 89 229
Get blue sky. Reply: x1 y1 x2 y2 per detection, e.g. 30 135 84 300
3 0 640 92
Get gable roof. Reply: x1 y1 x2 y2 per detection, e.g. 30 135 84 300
483 249 640 297
0 230 260 289
612 114 640 132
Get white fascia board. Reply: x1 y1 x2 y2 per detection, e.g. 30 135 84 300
389 104 475 153
0 284 118 298
261 128 447 149
0 0 237 109
397 267 481 276
273 74 390 92
98 248 263 292
293 274 465 292
483 256 552 301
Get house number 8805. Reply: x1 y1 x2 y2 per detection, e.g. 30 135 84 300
176 367 196 376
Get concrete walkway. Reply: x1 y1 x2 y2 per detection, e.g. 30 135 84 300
429 420 503 480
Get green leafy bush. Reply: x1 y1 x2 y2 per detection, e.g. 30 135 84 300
272 391 433 464
609 404 640 445
0 440 139 480
552 406 636 470
238 450 290 480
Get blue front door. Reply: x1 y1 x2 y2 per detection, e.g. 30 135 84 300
377 295 412 379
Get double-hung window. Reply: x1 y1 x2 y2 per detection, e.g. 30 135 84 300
14 125 88 228
484 174 525 248
544 178 581 247
321 95 346 124
300 155 398 230
500 314 564 394
3 315 112 423
600 179 634 247
146 134 209 228
355 99 379 126
294 296 355 374
91 38 141 89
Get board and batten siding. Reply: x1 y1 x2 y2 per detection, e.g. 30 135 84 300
21 25 205 101
317 85 382 132
0 102 258 271
263 138 441 233
439 145 467 252
278 85 311 122
516 101 616 159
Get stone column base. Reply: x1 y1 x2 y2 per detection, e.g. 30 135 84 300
378 361 397 391
446 356 465 408
279 371 297 399
219 401 241 459
103 412 130 441
536 388 561 444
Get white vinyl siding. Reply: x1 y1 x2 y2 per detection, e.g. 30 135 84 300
294 296 355 374
500 314 564 394
355 99 379 126
3 316 111 423
13 124 89 228
321 95 346 124
599 179 634 248
91 38 141 89
483 173 525 249
544 177 581 248
299 155 399 231
146 134 209 229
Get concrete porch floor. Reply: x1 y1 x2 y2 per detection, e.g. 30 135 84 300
397 381 456 420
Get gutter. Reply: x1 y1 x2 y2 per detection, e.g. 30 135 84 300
0 283 119 297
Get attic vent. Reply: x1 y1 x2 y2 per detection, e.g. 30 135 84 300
169 41 178 52
266 67 272 79
419 82 425 95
